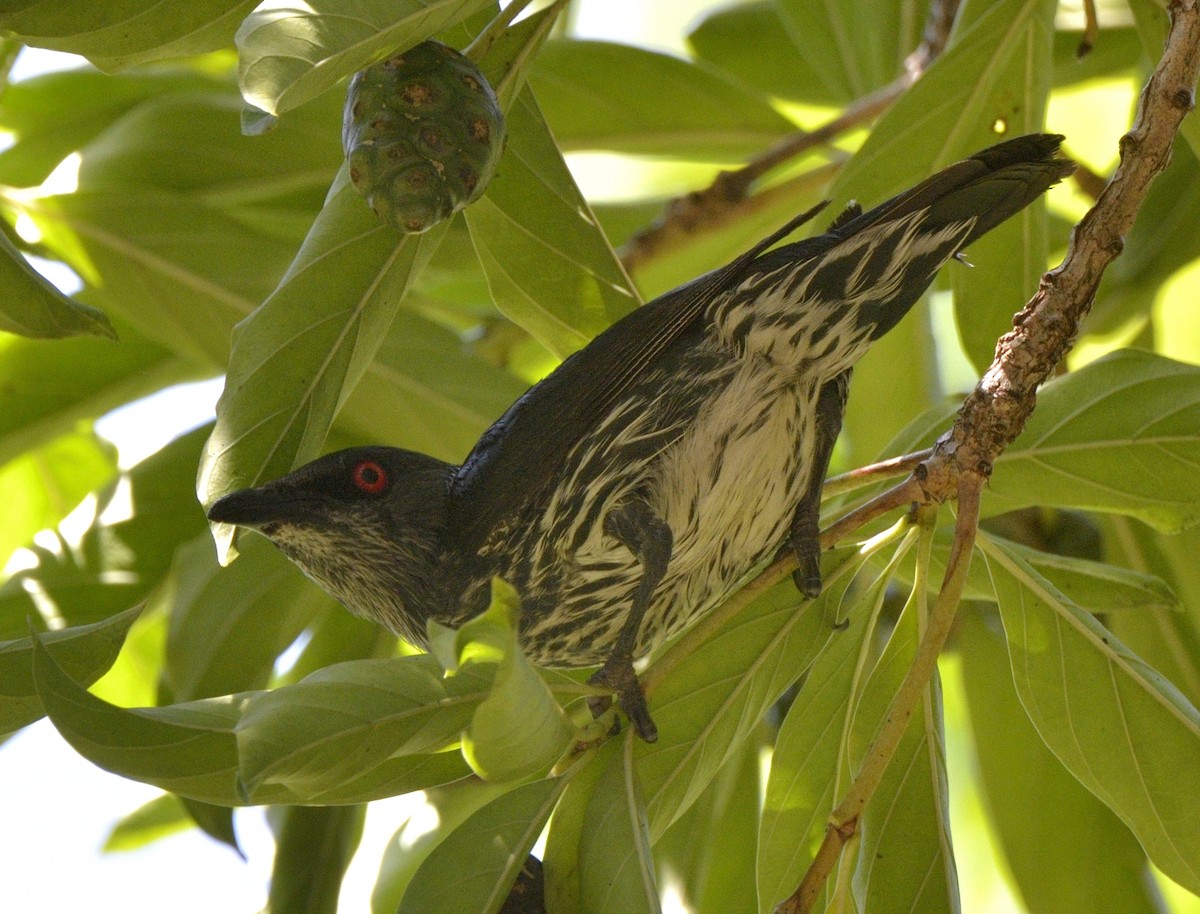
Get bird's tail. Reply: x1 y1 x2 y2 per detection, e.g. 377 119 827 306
747 134 1075 342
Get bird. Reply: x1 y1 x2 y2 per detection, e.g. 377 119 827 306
207 134 1073 742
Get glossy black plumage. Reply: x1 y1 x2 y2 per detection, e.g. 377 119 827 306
208 134 1073 741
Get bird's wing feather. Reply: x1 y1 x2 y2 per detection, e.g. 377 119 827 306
448 134 1073 552
448 201 832 550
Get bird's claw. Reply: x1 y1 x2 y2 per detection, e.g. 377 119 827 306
588 659 658 743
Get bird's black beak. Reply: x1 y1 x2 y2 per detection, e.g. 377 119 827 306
207 485 309 529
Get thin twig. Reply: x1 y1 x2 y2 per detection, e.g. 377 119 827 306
1079 0 1100 58
619 0 963 274
822 448 933 497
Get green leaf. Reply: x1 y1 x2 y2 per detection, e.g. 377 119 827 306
269 804 365 914
988 350 1200 532
0 428 117 567
335 309 526 463
0 69 229 188
1051 27 1142 87
31 632 251 802
465 89 639 359
103 793 193 852
235 0 495 117
686 1 836 104
846 566 956 914
76 83 341 209
979 534 1200 892
453 579 574 783
0 0 257 71
372 778 515 913
840 296 938 468
1093 139 1200 334
198 168 448 545
0 606 140 735
759 530 948 914
949 0 1057 372
902 528 1179 614
0 426 212 638
399 778 565 914
689 0 924 106
773 0 927 101
29 189 289 365
310 752 474 806
182 797 240 854
161 534 333 702
0 232 114 339
541 740 611 912
637 548 870 842
528 39 794 158
1129 0 1200 158
234 655 492 798
653 733 760 914
581 733 661 914
1104 518 1200 708
756 569 882 912
960 609 1163 914
0 324 197 466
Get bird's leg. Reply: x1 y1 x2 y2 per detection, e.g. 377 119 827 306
785 372 850 597
589 499 673 743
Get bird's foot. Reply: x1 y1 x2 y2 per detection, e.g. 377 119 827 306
783 534 823 599
588 657 658 743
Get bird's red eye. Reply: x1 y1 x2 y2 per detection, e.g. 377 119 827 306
352 460 388 494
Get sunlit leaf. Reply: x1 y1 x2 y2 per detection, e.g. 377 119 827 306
198 169 448 545
234 655 492 797
452 579 574 783
0 232 114 340
0 426 211 639
236 0 495 117
0 605 140 735
990 350 1200 532
960 609 1163 914
581 733 661 914
103 794 192 852
980 535 1200 892
0 0 257 70
529 39 794 158
465 89 638 358
0 429 117 566
399 777 566 914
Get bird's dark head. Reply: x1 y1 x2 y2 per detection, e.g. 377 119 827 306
206 446 454 647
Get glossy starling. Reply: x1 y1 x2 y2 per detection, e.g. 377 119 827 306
207 134 1073 741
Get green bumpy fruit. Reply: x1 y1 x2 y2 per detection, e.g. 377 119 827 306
343 41 506 233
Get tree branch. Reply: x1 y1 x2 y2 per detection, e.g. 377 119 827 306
770 2 1200 909
917 0 1200 508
